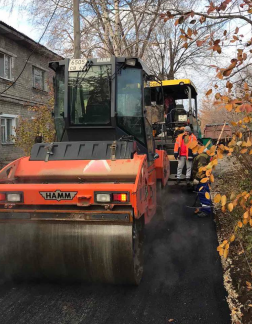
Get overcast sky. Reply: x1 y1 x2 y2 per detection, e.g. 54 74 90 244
0 2 251 106
0 3 38 41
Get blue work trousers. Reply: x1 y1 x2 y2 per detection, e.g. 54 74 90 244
196 183 212 214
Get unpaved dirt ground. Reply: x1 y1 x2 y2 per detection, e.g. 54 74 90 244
212 156 252 324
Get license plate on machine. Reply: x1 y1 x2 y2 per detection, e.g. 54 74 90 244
178 115 187 121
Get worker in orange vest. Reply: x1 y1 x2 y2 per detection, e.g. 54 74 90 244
174 126 197 185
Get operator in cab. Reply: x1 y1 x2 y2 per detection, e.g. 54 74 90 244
164 91 175 124
174 126 197 185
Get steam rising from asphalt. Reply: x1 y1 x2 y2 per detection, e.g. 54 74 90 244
144 186 201 292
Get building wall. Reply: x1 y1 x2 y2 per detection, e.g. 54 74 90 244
0 32 61 165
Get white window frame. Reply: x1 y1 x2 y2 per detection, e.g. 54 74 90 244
32 66 45 91
1 114 18 144
0 51 12 81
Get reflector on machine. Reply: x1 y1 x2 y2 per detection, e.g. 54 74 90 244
83 160 111 173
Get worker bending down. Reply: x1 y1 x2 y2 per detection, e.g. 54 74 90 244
174 126 197 185
192 149 212 217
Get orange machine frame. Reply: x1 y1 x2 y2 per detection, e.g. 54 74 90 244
0 150 170 224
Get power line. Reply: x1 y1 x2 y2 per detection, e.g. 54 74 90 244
0 0 60 95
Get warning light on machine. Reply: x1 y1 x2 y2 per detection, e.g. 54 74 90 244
113 193 127 202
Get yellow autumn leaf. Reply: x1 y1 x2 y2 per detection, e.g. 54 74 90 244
230 235 235 242
219 249 224 256
228 139 236 147
206 169 212 176
243 116 250 123
217 245 223 251
212 159 218 166
246 281 252 289
228 203 233 212
240 148 248 154
217 150 223 159
188 140 198 149
225 243 230 250
210 174 214 183
235 105 242 112
199 186 203 191
238 221 243 228
230 192 236 200
221 205 226 213
223 248 229 259
246 139 252 147
192 146 199 154
200 177 209 183
243 210 249 219
214 194 221 203
221 195 227 206
205 192 210 200
243 219 248 225
198 146 205 154
225 104 233 111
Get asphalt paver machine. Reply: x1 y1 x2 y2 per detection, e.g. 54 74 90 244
147 79 200 179
0 57 170 284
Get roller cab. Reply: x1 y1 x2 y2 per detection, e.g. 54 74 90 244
0 57 170 284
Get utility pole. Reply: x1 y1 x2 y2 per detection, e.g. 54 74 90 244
73 0 81 59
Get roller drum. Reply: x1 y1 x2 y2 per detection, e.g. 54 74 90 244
0 220 144 285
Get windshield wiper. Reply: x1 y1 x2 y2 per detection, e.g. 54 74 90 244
75 60 93 87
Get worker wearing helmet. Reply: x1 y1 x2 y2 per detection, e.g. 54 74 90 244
174 126 197 185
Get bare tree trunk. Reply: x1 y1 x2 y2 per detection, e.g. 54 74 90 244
114 0 121 54
100 0 120 56
167 38 174 79
139 0 162 58
73 0 81 58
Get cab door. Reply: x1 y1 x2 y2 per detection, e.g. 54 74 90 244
143 78 157 222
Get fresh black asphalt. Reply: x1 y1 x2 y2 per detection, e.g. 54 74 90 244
0 185 231 324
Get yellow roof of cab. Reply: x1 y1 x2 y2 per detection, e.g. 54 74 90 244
150 79 197 98
150 78 195 87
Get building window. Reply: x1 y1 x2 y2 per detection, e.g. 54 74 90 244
1 115 17 144
33 66 45 90
0 52 12 80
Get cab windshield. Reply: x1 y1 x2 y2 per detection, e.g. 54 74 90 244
116 68 145 144
68 65 112 125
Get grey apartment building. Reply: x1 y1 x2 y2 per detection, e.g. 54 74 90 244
0 21 62 165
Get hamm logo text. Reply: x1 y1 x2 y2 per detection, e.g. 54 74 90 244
40 190 77 201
